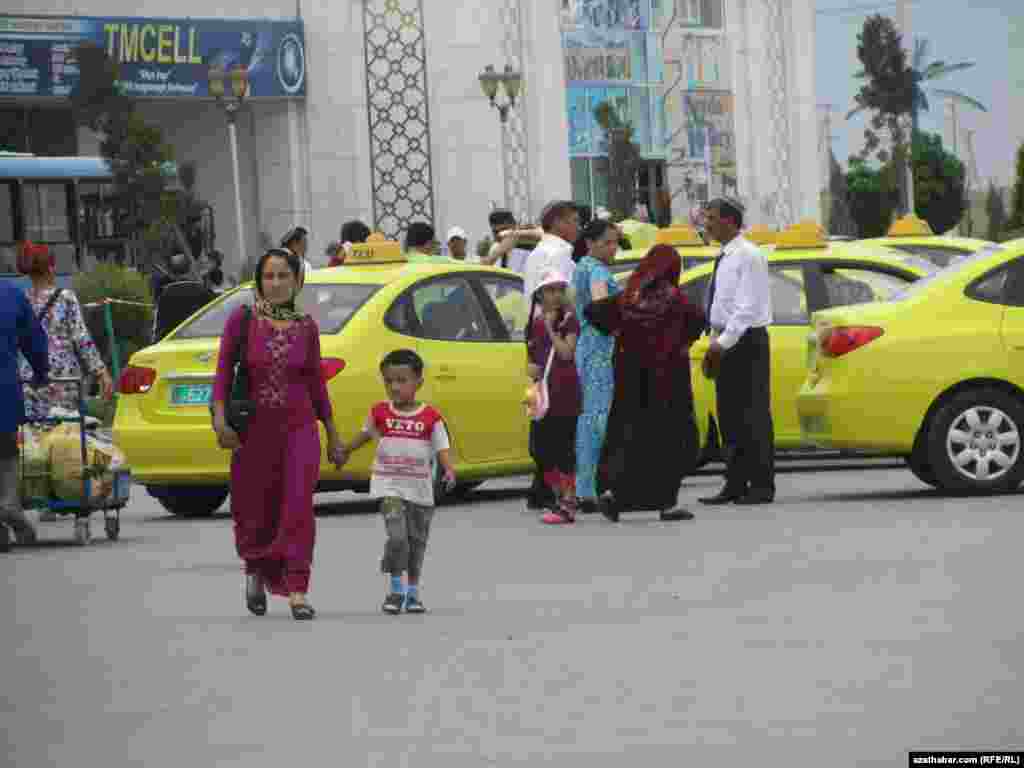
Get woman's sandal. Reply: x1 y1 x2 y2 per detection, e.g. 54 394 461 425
246 575 267 616
290 602 316 621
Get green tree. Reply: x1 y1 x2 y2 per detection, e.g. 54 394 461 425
848 15 986 212
911 131 965 234
70 41 192 268
845 158 900 237
1007 142 1024 232
828 150 857 237
594 97 641 221
985 182 1007 242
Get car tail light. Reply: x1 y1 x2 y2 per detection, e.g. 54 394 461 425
320 358 346 381
821 326 884 357
118 365 156 394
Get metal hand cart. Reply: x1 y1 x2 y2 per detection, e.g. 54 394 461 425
19 377 131 546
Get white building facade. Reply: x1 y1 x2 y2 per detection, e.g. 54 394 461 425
1 1 819 278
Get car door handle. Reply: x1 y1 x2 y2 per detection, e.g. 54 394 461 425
435 365 456 380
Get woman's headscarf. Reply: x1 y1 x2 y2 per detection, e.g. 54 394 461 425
617 244 705 399
17 241 54 276
253 248 306 322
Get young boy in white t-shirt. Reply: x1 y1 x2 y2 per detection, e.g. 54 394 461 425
339 349 456 614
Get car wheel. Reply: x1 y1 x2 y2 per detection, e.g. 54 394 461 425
926 388 1024 494
432 462 456 506
904 454 938 487
450 481 482 498
147 485 230 517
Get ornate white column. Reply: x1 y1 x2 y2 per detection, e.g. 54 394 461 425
499 0 533 223
520 0 571 219
726 0 820 229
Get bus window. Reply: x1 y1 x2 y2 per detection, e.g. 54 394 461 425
0 181 15 274
80 182 118 239
23 182 71 242
0 182 13 241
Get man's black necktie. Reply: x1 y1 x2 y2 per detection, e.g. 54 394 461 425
705 250 725 333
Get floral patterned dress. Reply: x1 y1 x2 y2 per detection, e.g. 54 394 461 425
19 287 107 420
572 256 622 500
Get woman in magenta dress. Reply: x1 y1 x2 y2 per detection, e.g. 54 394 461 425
212 248 344 621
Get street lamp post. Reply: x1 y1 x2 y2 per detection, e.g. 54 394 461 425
478 64 523 213
208 65 249 280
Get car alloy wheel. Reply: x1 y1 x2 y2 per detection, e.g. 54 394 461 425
945 406 1019 483
927 387 1024 494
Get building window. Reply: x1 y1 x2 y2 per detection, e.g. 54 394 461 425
701 0 724 28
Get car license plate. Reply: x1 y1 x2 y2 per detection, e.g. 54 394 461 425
170 383 212 406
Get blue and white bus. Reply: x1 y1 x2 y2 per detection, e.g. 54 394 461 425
0 152 131 289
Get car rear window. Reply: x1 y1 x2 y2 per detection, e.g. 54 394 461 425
172 283 381 339
889 244 1006 301
889 243 972 267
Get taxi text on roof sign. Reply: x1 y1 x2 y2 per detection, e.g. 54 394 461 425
745 225 777 246
774 220 827 250
349 237 406 264
887 214 935 237
655 225 704 247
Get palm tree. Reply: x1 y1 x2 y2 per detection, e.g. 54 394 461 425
905 39 987 141
847 19 986 214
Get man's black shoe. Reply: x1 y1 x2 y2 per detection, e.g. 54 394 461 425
659 508 695 522
734 491 775 506
698 488 745 505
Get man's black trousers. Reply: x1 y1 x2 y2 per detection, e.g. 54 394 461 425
714 326 775 496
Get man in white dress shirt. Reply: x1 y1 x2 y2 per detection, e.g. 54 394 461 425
523 201 579 319
700 197 776 506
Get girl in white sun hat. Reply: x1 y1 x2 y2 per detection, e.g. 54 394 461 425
525 270 582 525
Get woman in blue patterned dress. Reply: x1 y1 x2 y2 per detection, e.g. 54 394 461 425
572 219 623 509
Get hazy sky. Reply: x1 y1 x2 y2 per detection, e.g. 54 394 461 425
816 0 1023 187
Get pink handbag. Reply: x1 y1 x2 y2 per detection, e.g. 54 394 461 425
525 348 555 421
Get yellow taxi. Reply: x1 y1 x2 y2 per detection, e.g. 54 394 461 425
615 222 938 462
114 239 537 517
861 214 994 268
616 218 659 252
797 238 1023 494
610 223 721 277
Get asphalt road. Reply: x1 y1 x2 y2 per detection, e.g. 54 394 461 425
3 461 1022 767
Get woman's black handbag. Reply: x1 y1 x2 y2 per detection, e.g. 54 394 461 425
212 305 255 435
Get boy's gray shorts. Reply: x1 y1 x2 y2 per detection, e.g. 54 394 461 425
379 497 435 579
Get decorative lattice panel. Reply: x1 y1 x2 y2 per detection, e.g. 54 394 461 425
762 0 794 228
500 0 532 222
362 0 435 239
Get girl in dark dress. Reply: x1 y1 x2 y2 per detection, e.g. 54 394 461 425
584 244 706 522
526 270 582 525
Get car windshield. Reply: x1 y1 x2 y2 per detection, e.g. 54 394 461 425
889 244 1006 301
898 254 940 275
172 283 381 339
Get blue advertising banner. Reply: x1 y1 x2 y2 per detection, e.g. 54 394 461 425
0 15 305 98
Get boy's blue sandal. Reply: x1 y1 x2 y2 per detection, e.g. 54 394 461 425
382 592 405 615
404 594 426 614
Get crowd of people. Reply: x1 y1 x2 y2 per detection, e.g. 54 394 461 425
1 196 777 619
197 195 777 619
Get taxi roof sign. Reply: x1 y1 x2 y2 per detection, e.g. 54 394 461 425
745 225 776 246
774 220 827 250
655 225 704 247
887 215 934 237
348 236 406 264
